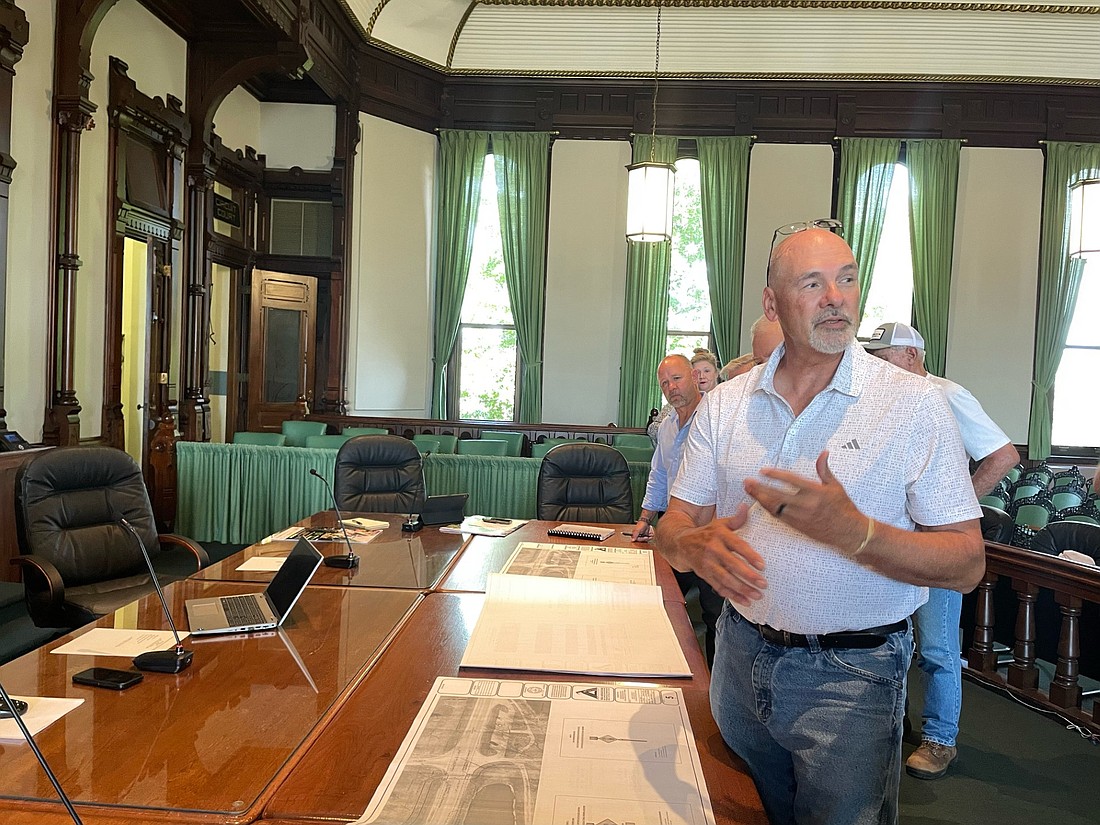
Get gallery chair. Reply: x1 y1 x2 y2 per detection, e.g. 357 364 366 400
614 444 655 464
456 438 508 457
431 434 459 454
342 426 389 436
536 442 634 523
979 504 1015 545
281 420 327 447
1030 521 1100 562
232 431 287 446
13 447 209 630
410 435 441 454
611 433 653 450
333 435 425 514
482 431 524 457
304 434 353 449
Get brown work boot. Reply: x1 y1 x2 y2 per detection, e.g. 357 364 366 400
905 741 958 780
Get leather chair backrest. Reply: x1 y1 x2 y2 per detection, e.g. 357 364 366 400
536 442 634 523
980 504 1014 544
333 435 425 513
15 447 158 586
1030 520 1100 560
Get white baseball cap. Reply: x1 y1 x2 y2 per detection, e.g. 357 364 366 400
864 322 925 351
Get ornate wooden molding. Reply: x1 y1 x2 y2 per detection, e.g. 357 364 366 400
0 1 29 73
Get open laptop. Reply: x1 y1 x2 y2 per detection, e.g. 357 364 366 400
185 538 323 635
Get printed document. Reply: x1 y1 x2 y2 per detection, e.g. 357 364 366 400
502 541 656 585
439 516 527 537
461 573 691 677
51 628 188 658
356 676 715 825
0 696 84 740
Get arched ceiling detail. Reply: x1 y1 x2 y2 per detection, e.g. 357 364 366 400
336 0 1100 83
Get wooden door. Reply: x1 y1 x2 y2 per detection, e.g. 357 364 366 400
145 243 178 529
247 270 317 432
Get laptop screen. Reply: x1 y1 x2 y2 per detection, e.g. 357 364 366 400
265 538 323 618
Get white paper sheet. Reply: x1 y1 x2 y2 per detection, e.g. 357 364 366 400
356 676 715 825
235 556 287 572
502 541 657 586
0 696 85 740
439 516 528 537
51 628 188 658
461 573 691 677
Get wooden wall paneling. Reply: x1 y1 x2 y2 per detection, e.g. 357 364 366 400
358 46 443 133
0 1 28 432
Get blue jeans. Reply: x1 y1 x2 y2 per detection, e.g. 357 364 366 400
711 606 913 825
912 587 962 747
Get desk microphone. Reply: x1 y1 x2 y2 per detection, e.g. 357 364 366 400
0 679 84 824
119 518 193 673
308 468 360 568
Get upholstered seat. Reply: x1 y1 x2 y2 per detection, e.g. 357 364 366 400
233 431 287 446
457 438 508 456
13 447 209 629
304 434 353 449
333 435 425 513
536 442 633 523
281 420 327 447
979 504 1014 545
1030 520 1100 561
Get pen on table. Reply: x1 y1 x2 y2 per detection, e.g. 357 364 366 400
623 532 652 541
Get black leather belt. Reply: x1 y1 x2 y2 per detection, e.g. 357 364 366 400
751 619 908 650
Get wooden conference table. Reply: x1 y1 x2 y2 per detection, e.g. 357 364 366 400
0 515 765 825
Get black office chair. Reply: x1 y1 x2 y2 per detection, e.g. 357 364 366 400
333 435 425 514
1030 521 1100 561
536 442 634 523
979 504 1015 545
13 446 209 630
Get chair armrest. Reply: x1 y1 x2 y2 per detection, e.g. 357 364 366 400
10 555 68 627
159 534 210 571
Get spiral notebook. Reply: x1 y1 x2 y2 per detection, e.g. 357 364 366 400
546 523 616 542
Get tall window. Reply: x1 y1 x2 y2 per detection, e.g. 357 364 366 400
666 158 712 354
858 163 915 337
454 155 518 421
1052 254 1098 450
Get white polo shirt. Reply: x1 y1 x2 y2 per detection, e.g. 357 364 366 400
926 374 1011 462
671 342 981 635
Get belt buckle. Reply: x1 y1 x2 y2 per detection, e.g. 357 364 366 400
781 629 792 646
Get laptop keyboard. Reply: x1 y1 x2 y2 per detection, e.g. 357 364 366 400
220 595 269 627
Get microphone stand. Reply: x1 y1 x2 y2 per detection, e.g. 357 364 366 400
0 679 84 824
119 518 193 673
309 468 360 568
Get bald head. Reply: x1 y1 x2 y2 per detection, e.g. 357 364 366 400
764 228 860 356
657 354 701 413
750 315 784 363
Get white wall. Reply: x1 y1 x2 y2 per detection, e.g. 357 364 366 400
5 0 56 440
347 114 435 415
949 147 1042 444
76 0 187 438
213 86 262 154
258 103 336 171
543 140 630 425
742 143 836 354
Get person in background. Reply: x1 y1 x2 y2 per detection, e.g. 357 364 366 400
691 347 722 393
631 353 723 665
720 316 785 380
865 320 1018 780
657 224 984 825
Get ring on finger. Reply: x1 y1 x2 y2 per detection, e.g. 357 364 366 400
775 502 786 518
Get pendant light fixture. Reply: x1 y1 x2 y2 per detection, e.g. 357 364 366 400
1068 178 1100 258
626 4 675 243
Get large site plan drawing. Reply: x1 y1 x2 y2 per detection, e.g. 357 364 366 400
501 542 656 586
357 677 715 825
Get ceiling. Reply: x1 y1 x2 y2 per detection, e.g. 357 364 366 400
337 0 1100 85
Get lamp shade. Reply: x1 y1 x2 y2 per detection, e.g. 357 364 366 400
1069 178 1100 258
626 160 676 243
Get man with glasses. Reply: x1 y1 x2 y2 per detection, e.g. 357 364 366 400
656 222 984 825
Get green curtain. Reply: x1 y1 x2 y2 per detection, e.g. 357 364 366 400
619 134 679 427
907 139 961 378
430 130 490 417
1028 141 1100 459
697 136 752 365
836 138 901 319
492 132 552 423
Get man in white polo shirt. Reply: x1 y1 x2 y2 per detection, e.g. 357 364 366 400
866 321 1018 780
656 224 984 825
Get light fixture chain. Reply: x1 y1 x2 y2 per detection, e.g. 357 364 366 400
650 4 662 161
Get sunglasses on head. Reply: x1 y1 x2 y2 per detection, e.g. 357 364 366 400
766 218 844 285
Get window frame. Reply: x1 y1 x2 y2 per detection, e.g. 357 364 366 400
448 321 522 422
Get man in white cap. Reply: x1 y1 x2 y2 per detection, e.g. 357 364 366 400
866 321 1018 780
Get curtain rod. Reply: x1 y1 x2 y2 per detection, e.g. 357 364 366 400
434 128 560 135
832 136 969 143
627 133 758 140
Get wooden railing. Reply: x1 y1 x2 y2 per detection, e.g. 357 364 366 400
965 540 1100 734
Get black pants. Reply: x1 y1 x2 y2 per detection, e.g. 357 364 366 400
674 569 725 667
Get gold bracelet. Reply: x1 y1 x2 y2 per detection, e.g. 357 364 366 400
852 516 875 557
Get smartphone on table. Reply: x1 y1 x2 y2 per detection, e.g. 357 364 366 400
72 668 144 690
